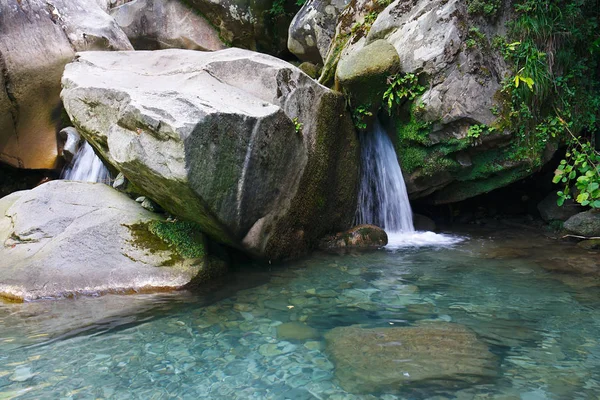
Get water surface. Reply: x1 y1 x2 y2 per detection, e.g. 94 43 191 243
1 227 599 399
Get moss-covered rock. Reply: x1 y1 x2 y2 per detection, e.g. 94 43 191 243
319 224 388 250
336 39 400 114
61 48 359 260
0 181 212 301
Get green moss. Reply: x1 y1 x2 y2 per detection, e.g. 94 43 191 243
148 220 205 259
398 146 429 174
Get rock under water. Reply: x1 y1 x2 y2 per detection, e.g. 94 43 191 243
324 322 498 394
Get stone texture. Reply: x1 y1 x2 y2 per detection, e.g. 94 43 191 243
185 0 294 56
110 0 226 51
0 0 132 170
0 181 208 301
319 224 388 250
61 48 359 260
537 192 584 222
288 0 350 64
336 39 399 112
564 210 600 237
320 0 554 203
324 322 498 394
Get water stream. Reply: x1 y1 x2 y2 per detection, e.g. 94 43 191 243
356 121 462 249
61 141 111 184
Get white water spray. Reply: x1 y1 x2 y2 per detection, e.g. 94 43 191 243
356 121 463 249
61 141 111 184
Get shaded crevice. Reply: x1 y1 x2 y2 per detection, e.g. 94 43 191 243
45 1 78 52
0 47 19 133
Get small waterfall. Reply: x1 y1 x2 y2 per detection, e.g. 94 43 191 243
356 120 463 249
61 141 111 184
356 120 415 232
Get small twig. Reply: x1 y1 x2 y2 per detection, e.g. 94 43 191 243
561 234 600 240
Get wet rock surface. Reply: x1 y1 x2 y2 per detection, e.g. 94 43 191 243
318 224 388 250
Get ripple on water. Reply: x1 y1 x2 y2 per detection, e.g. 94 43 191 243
1 229 600 399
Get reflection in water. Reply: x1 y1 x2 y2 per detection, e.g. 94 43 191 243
1 228 599 399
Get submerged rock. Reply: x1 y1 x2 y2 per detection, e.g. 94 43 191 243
0 0 132 170
110 0 226 51
61 48 359 260
564 210 600 237
318 224 388 250
276 322 320 341
0 181 212 301
324 322 498 394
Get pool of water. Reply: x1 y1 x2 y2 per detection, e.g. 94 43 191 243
1 226 600 399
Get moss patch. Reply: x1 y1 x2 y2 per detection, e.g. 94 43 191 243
126 220 205 266
148 220 205 259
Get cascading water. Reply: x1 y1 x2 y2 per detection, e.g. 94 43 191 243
61 141 111 184
356 120 415 232
356 120 463 248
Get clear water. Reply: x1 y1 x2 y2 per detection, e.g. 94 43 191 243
61 142 111 184
1 227 600 399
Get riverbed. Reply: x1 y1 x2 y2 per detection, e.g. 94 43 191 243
1 226 599 399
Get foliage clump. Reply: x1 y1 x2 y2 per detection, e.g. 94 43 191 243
494 0 600 208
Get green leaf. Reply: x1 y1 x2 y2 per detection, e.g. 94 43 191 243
591 200 600 208
557 197 565 207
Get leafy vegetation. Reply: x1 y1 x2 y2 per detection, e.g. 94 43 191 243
351 104 373 130
496 0 600 208
292 117 303 134
383 73 426 115
467 0 501 18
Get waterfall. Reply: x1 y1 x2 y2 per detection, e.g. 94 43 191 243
356 120 415 232
61 141 111 184
356 120 463 249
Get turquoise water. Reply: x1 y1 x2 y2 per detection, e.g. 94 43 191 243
1 227 600 399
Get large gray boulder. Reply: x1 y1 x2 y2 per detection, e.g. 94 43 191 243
110 0 226 51
0 181 211 301
287 0 350 64
0 0 132 170
564 210 600 237
61 48 359 260
320 0 554 203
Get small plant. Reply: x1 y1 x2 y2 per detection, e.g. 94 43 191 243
467 0 501 18
352 105 373 130
466 27 487 49
292 117 303 134
467 124 485 139
383 73 426 115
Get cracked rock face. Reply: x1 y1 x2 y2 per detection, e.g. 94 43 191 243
61 48 359 260
109 0 226 51
0 181 205 301
287 0 350 64
0 0 132 170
